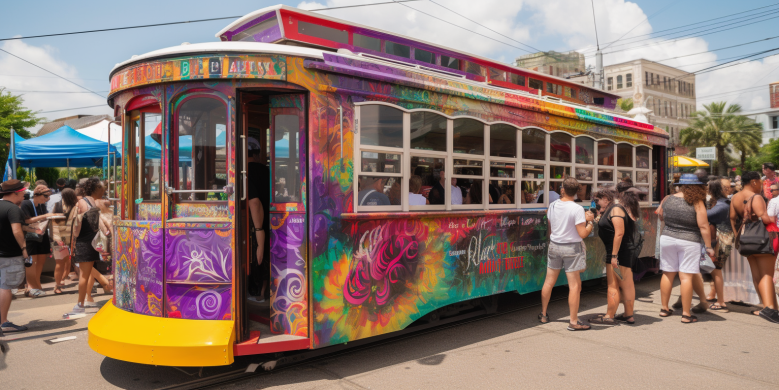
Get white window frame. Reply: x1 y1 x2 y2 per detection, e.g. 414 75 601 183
573 136 596 205
519 128 549 209
451 120 487 210
487 123 519 209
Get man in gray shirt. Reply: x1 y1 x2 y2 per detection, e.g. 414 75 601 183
358 177 391 206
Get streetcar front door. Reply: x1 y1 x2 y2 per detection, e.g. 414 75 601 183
236 92 308 353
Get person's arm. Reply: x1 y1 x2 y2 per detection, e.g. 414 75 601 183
248 198 265 265
11 223 28 259
695 200 715 258
730 198 739 234
575 210 595 239
610 207 625 268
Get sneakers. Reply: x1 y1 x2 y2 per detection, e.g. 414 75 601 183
759 307 779 324
62 303 86 319
0 321 28 333
84 301 99 308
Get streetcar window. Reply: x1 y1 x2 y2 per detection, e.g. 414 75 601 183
636 146 650 169
617 144 633 167
489 67 506 82
546 82 562 95
522 128 546 161
441 55 459 70
361 152 401 174
175 97 227 201
414 48 435 64
353 33 380 52
232 15 278 42
636 171 649 184
598 141 614 166
521 164 545 205
385 41 410 58
409 156 445 210
489 124 517 158
273 114 301 203
550 133 572 163
576 168 593 181
550 166 570 180
410 111 447 152
462 61 484 77
453 158 483 176
508 73 525 87
564 86 577 99
141 112 162 201
618 170 633 182
528 78 543 90
360 105 403 148
490 161 515 178
575 137 594 165
453 118 484 155
298 21 348 44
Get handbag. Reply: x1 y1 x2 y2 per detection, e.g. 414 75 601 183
24 201 48 242
92 229 110 254
700 246 716 273
736 195 776 257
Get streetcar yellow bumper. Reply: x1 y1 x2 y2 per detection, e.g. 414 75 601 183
88 301 235 367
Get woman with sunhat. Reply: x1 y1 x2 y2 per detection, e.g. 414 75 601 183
656 173 716 323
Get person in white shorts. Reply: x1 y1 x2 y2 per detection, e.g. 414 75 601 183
539 177 595 331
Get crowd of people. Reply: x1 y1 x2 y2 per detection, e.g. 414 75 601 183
0 176 114 335
542 164 779 330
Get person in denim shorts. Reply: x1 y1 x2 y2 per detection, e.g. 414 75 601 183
539 177 595 331
0 180 30 334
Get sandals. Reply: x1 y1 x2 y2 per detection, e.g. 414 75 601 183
27 289 46 298
659 309 674 317
588 316 618 325
567 321 591 331
538 312 550 324
681 315 698 324
54 285 64 295
709 304 729 312
614 313 635 324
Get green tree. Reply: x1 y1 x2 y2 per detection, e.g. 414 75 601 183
0 88 44 179
679 101 758 176
729 115 763 173
617 97 634 112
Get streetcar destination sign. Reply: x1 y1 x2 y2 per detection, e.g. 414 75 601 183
696 147 716 160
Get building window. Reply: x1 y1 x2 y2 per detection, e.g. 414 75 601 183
617 75 623 89
645 72 649 86
626 73 632 88
773 116 778 129
607 77 613 91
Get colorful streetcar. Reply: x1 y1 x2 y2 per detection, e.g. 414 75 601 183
88 5 668 367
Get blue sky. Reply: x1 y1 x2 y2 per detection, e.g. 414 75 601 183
1 0 778 129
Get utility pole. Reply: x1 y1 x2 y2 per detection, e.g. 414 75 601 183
591 0 603 90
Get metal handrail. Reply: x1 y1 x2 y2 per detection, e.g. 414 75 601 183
165 186 233 195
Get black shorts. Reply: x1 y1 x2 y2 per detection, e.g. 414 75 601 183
26 235 51 256
605 252 634 268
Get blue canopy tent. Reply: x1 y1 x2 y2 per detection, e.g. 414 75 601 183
11 125 119 168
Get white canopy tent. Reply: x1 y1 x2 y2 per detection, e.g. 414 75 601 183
76 119 122 144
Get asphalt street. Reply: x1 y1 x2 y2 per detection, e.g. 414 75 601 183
2 273 778 389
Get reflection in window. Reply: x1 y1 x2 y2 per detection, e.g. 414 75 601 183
354 33 380 51
441 55 459 70
361 152 401 173
463 61 484 76
617 144 633 167
636 171 649 184
492 180 515 205
509 73 525 86
636 186 649 201
528 78 543 90
490 162 515 178
176 97 227 201
458 178 484 206
489 67 506 82
360 105 403 148
273 114 301 203
414 48 435 64
576 183 592 202
618 170 633 182
411 156 444 205
453 119 484 155
233 16 278 42
298 21 348 44
636 146 650 168
550 133 572 162
597 169 614 182
522 128 546 160
550 166 570 180
521 164 545 205
142 113 162 201
598 141 614 165
385 41 410 58
576 137 594 164
576 168 593 181
453 159 483 176
410 111 447 152
490 124 517 158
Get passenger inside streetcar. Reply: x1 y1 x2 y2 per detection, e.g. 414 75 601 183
247 137 270 303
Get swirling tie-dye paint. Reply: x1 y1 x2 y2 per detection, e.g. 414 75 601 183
135 226 164 316
270 214 308 336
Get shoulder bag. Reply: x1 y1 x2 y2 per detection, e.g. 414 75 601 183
24 201 48 242
736 195 776 257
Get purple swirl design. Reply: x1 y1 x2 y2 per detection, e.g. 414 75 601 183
270 215 308 334
165 229 232 283
165 284 232 320
343 224 420 307
134 227 164 316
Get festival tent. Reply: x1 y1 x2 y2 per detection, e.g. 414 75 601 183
12 125 119 168
76 119 121 144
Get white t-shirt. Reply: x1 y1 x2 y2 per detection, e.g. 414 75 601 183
409 193 427 206
451 185 463 205
547 199 586 243
768 197 779 228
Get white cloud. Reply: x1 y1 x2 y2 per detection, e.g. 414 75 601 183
0 40 112 133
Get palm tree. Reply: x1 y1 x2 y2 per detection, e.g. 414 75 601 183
729 116 763 173
679 102 760 176
617 98 634 112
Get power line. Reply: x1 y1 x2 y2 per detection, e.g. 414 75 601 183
648 34 779 64
388 0 532 53
590 0 600 50
7 90 110 93
39 105 107 114
0 74 106 80
600 0 682 51
0 48 106 98
427 0 540 53
0 1 422 42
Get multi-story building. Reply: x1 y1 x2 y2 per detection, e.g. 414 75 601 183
745 81 779 145
569 59 696 154
515 50 586 77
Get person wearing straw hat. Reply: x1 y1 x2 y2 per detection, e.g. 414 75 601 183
0 180 30 334
656 173 716 324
